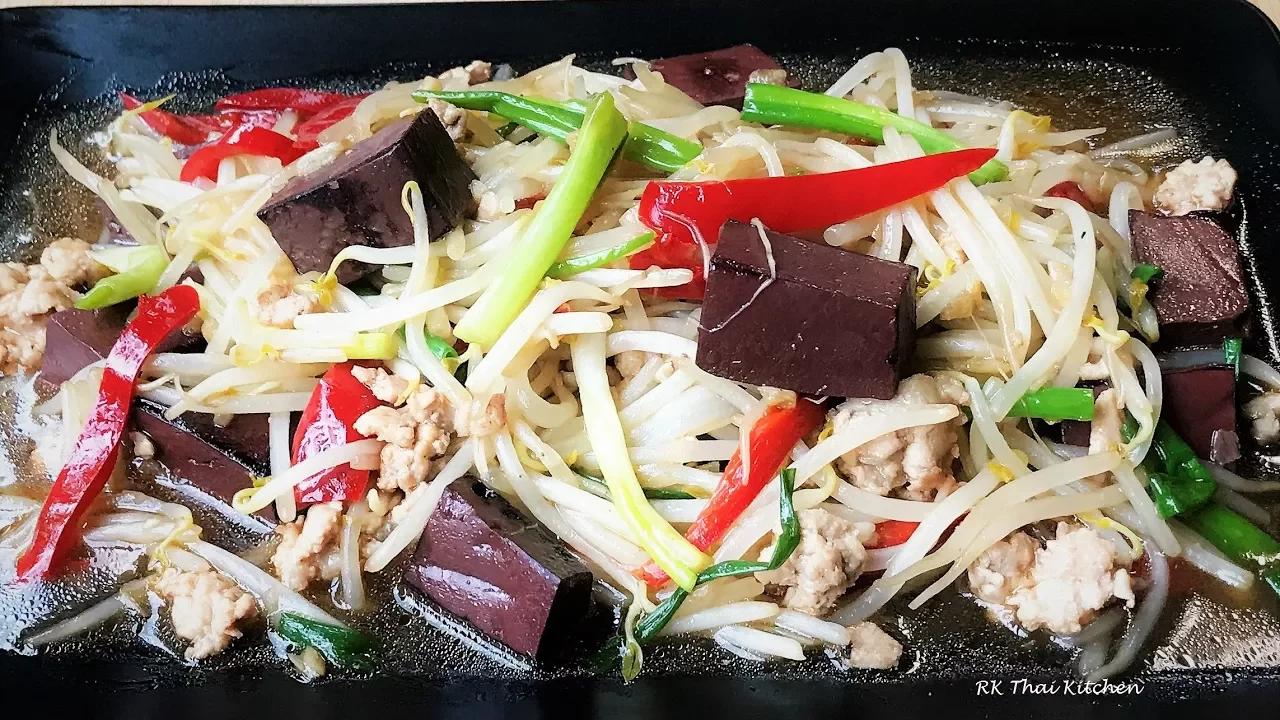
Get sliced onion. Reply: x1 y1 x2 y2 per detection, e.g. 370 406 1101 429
1242 355 1280 390
773 609 852 646
24 586 138 647
1168 520 1254 589
1206 462 1280 493
713 625 806 661
660 601 780 636
1214 485 1271 526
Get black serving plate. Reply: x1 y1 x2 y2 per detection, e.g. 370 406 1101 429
5 0 1280 716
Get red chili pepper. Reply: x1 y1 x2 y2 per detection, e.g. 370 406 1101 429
514 194 546 211
180 125 307 184
120 93 280 147
1045 181 1097 214
866 520 920 549
291 363 385 507
293 95 368 149
630 148 998 298
120 93 227 146
217 88 357 116
16 286 201 580
641 398 827 587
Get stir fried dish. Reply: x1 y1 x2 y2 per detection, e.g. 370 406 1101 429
4 46 1280 682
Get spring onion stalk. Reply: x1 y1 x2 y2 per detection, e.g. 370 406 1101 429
1131 263 1163 284
1132 419 1218 518
740 83 1007 184
413 89 701 173
595 469 802 676
399 326 459 371
546 232 655 279
455 93 628 347
577 471 697 500
1181 502 1280 598
620 121 703 173
570 333 709 591
75 245 168 309
1224 338 1243 379
1006 387 1096 422
637 468 800 639
277 612 374 669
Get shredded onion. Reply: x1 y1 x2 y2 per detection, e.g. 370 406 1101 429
1206 462 1280 493
660 601 780 636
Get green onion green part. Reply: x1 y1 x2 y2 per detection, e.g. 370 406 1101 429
1142 421 1218 518
1131 263 1164 284
1224 337 1243 379
277 612 375 669
576 471 696 501
1181 502 1280 599
621 122 703 173
75 245 169 310
546 232 655 279
413 89 701 174
637 468 799 642
739 83 1007 185
1006 387 1096 422
453 92 629 347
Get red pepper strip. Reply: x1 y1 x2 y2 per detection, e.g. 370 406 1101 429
120 93 227 145
180 125 307 184
630 147 998 298
217 88 357 116
1045 181 1097 214
640 398 827 587
16 286 200 580
866 520 920 549
292 363 386 507
293 95 368 149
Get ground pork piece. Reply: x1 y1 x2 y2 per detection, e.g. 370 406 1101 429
1153 157 1237 216
967 531 1038 604
1244 392 1280 444
431 61 490 141
354 385 454 493
0 240 106 375
756 508 868 617
835 374 968 501
438 60 493 89
845 621 903 669
40 238 108 287
256 281 319 329
355 406 416 447
979 523 1134 635
154 567 257 660
131 431 156 460
1086 389 1125 484
352 365 410 405
0 263 27 294
463 394 507 438
614 350 649 378
747 68 789 86
271 502 343 591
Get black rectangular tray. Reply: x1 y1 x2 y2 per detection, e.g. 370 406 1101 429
4 1 1280 716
